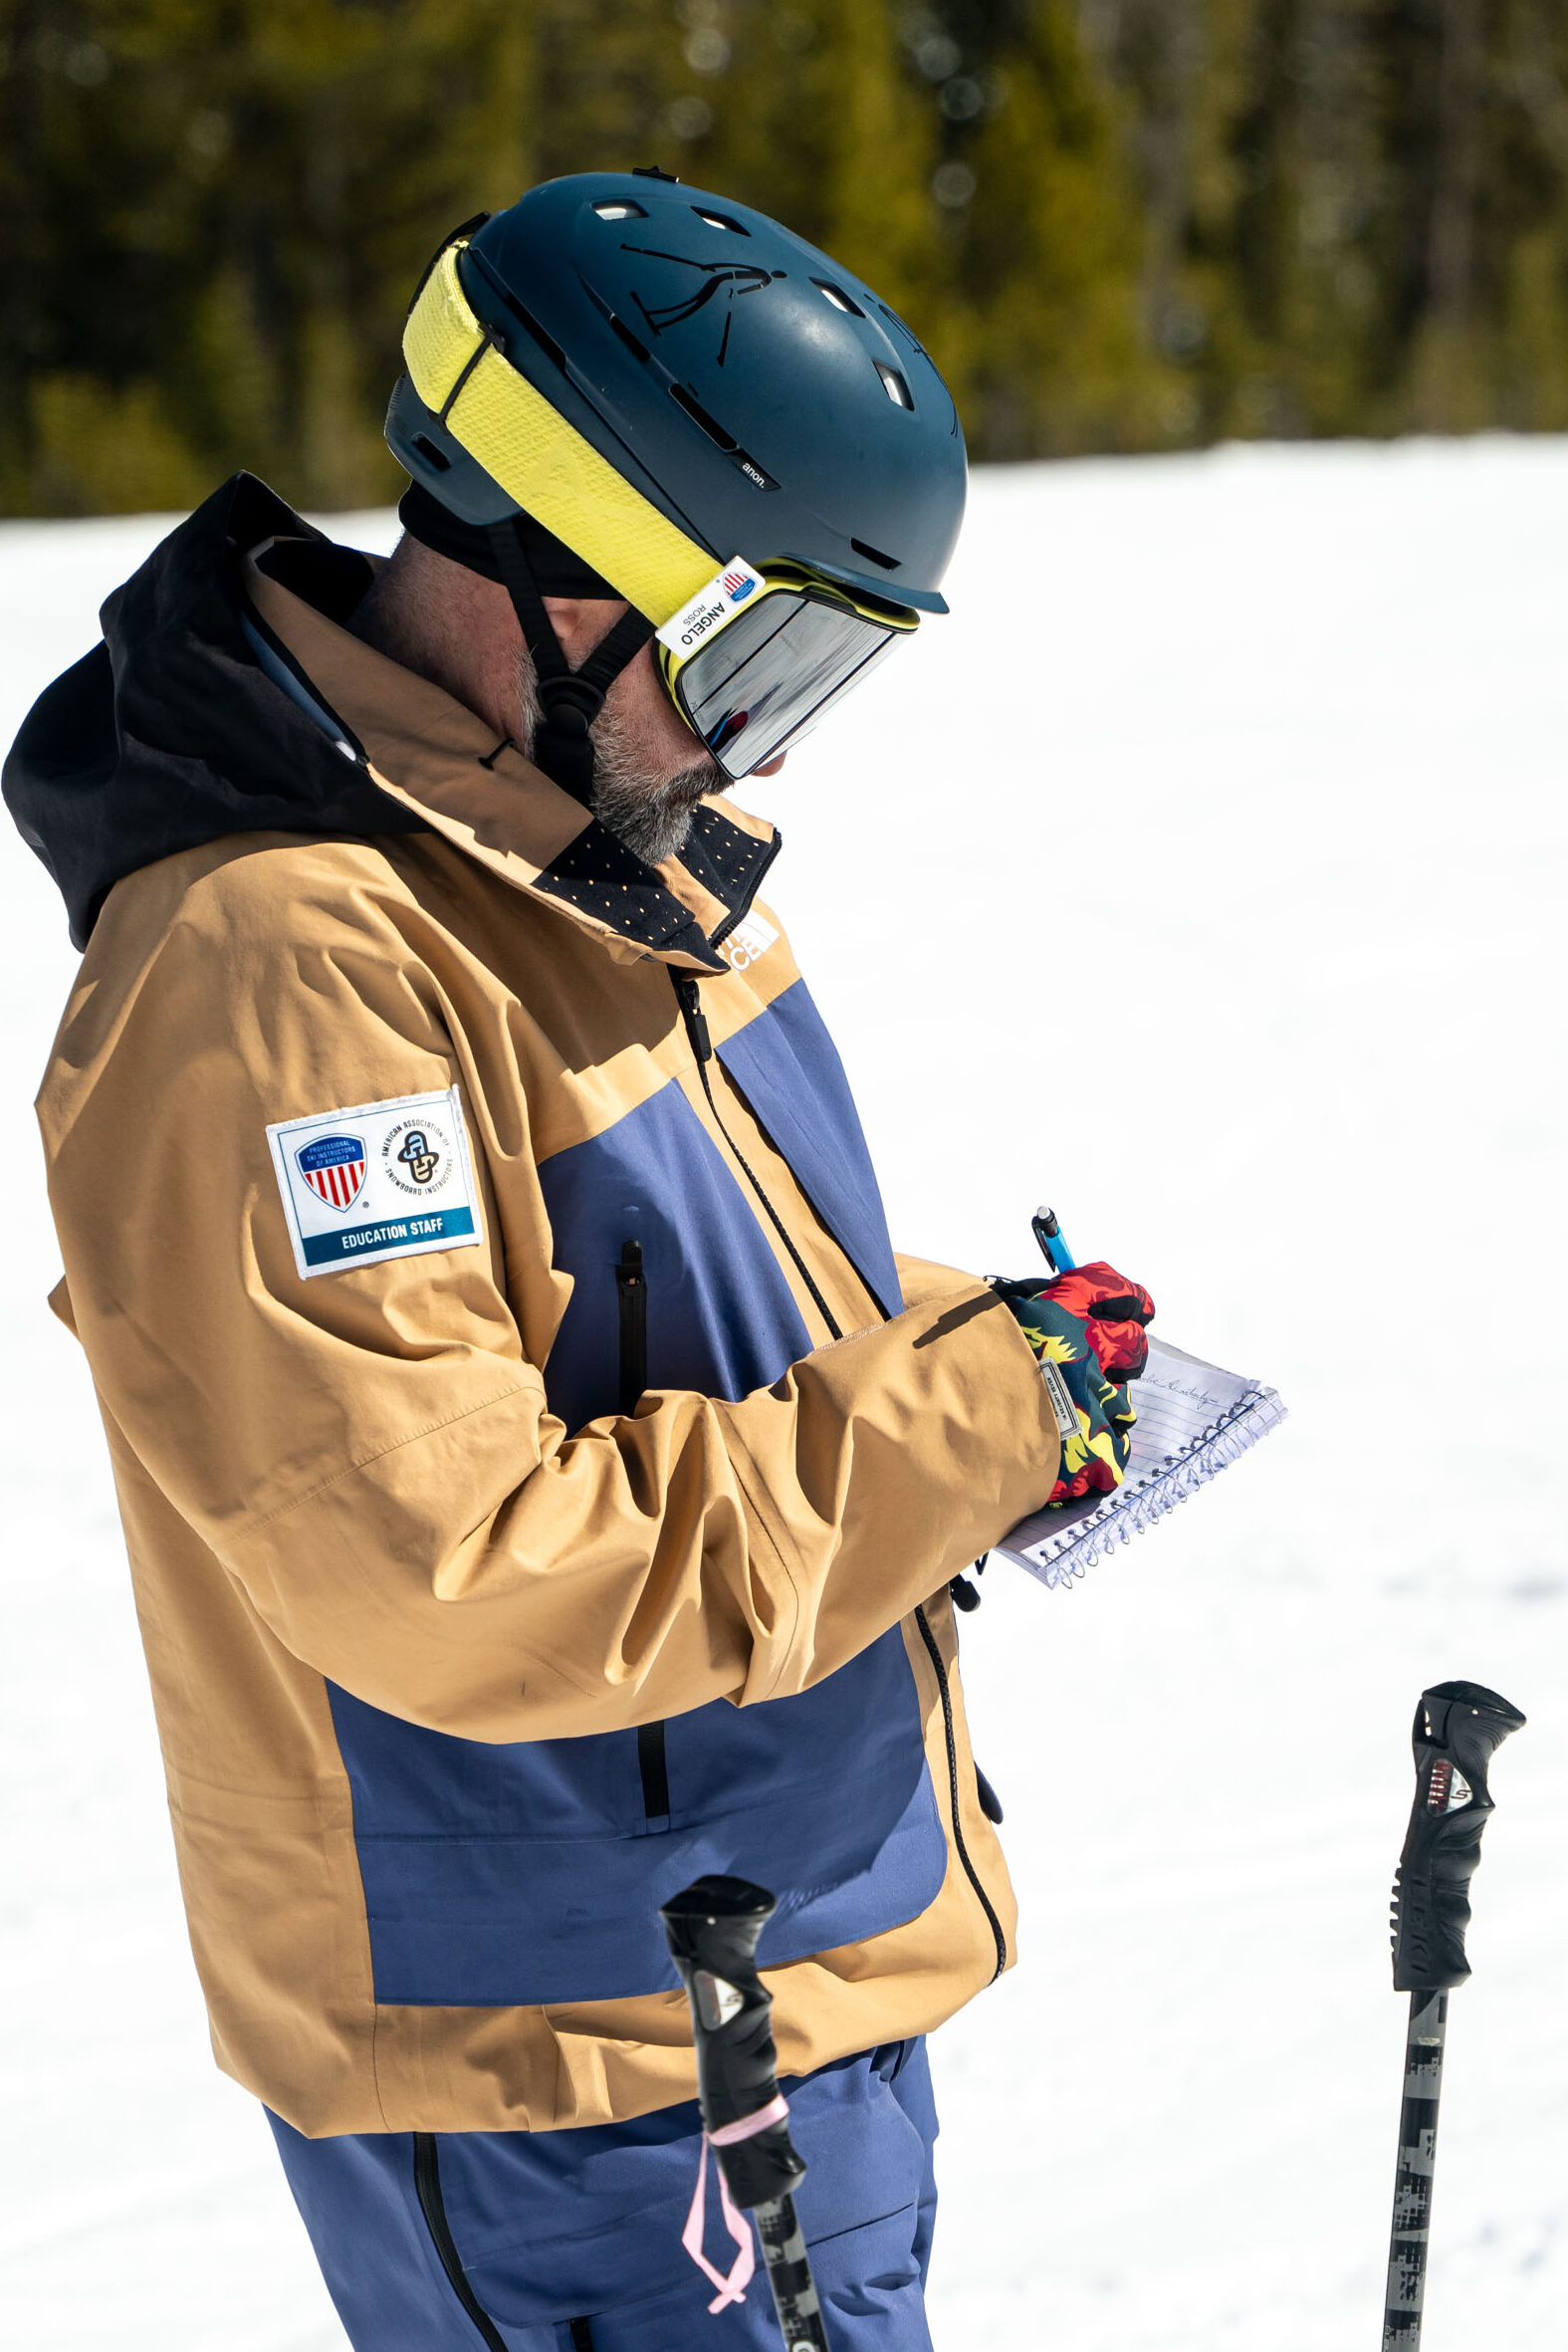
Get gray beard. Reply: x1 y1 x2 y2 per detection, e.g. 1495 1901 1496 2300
585 701 730 865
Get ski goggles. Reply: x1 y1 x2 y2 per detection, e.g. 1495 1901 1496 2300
654 560 919 780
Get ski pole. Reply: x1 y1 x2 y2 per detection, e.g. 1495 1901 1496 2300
661 1874 832 2350
1382 1678 1525 2348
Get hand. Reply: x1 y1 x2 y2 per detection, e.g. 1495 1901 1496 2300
993 1262 1156 1505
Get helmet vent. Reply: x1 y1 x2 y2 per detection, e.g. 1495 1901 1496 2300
875 362 915 410
850 537 900 572
693 208 749 235
501 295 567 374
667 380 778 486
812 279 863 317
593 200 647 222
410 434 452 473
670 381 739 452
608 313 651 362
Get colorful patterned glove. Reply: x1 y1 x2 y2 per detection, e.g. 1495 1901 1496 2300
993 1262 1156 1505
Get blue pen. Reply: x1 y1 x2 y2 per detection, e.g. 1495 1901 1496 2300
1031 1204 1076 1275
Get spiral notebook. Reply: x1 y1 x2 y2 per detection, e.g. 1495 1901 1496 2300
995 1337 1287 1589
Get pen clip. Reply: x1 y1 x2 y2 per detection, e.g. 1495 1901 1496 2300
1031 1205 1076 1277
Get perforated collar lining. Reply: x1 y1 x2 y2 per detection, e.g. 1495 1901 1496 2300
246 537 779 973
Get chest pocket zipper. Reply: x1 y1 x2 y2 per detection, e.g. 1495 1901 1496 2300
616 1239 646 1416
618 1238 669 1828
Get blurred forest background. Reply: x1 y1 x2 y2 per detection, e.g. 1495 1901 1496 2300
5 0 1568 514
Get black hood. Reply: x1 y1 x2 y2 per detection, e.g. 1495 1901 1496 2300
3 473 427 948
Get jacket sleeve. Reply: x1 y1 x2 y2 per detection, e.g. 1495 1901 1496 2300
42 857 1060 1742
895 1250 986 1309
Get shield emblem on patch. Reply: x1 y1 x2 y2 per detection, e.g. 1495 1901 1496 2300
296 1133 366 1213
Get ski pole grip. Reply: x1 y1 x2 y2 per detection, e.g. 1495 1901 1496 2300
660 1874 808 2211
1391 1679 1525 1993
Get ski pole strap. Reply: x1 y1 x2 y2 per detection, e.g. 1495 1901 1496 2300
712 2093 791 2147
681 2095 791 2311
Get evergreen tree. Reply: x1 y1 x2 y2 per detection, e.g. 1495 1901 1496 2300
936 0 1172 455
5 0 1568 512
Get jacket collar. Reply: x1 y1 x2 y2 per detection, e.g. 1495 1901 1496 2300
246 536 779 975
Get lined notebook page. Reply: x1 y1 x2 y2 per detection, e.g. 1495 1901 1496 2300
995 1337 1287 1589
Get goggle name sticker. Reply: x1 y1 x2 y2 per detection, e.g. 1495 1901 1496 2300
656 559 767 658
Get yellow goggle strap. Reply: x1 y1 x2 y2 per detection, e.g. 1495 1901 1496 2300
403 243 719 626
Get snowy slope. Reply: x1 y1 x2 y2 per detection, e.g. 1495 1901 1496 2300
1 440 1563 2350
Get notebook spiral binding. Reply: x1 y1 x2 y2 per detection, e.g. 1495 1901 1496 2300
1028 1382 1289 1590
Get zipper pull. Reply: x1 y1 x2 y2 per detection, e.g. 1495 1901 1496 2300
671 971 713 1064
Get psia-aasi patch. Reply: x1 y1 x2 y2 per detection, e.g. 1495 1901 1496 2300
266 1085 482 1280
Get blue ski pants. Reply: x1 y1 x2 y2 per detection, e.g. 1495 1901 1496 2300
269 2037 938 2350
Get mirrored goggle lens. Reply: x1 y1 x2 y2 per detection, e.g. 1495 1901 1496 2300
671 591 903 780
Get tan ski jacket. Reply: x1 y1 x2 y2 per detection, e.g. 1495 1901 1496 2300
8 478 1058 2137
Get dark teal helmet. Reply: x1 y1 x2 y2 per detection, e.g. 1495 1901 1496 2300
386 169 966 624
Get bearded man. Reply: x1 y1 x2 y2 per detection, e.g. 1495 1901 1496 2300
6 172 1150 2351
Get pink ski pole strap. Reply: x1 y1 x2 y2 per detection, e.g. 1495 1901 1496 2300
681 2093 791 2313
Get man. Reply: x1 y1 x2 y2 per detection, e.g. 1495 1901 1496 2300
6 173 1150 2348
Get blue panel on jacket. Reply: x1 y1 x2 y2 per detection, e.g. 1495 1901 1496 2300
715 978 901 1320
328 1625 943 2004
325 1037 947 2009
537 1075 813 1431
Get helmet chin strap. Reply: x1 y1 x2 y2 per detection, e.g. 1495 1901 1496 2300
486 519 655 807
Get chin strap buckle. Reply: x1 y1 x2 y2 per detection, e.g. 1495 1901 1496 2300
534 677 602 800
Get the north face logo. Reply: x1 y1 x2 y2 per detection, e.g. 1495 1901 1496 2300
722 912 779 973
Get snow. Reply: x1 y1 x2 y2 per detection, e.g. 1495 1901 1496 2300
2 438 1564 2349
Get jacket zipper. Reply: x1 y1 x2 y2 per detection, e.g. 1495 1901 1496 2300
671 970 843 1344
672 966 1008 1974
618 1235 669 1825
913 1602 1008 1983
412 2135 510 2351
